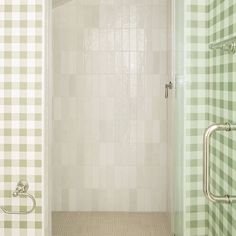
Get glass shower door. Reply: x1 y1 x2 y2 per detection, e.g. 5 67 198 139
171 0 185 235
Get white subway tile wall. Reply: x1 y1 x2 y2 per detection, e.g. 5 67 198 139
52 0 170 212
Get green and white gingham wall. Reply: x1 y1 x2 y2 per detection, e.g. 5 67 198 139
0 1 43 235
208 1 236 236
185 1 209 235
185 0 236 236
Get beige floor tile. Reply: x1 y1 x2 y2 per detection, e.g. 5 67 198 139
52 212 171 236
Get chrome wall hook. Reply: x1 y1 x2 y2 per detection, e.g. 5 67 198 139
0 180 36 215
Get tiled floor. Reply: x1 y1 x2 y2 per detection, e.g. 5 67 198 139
52 212 171 236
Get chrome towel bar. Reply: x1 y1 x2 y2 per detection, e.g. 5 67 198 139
209 35 236 54
203 123 236 204
0 180 36 214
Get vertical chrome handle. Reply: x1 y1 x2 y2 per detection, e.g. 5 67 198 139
203 123 236 204
165 81 173 99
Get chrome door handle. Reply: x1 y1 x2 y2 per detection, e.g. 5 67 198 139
203 122 236 204
165 81 173 98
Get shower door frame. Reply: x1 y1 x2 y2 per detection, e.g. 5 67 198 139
170 0 186 235
44 0 53 235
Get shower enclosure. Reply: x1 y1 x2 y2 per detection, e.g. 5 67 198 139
49 0 173 235
44 0 236 235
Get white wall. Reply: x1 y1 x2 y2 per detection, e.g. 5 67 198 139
52 0 170 212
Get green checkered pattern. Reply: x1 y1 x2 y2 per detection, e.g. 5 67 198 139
185 1 209 235
185 0 236 236
0 1 43 235
208 1 236 236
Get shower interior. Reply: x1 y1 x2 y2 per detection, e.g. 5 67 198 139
51 0 173 235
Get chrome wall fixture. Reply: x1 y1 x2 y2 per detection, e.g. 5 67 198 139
209 36 236 54
0 180 36 214
165 81 173 99
203 123 236 204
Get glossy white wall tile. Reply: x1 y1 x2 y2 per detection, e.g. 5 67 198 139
52 0 170 212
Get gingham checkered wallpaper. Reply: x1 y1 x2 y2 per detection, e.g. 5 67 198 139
185 0 236 236
185 1 209 235
208 1 236 236
0 1 43 235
